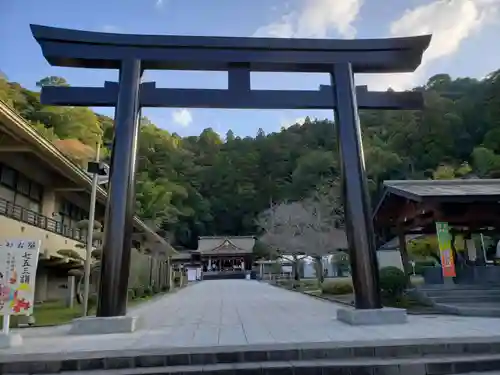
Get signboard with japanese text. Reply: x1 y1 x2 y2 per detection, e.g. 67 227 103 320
0 239 41 316
435 222 456 278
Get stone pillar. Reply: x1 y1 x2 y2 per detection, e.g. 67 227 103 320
41 189 57 217
35 268 48 302
158 261 163 289
41 189 57 229
466 239 477 262
166 257 172 291
66 276 76 308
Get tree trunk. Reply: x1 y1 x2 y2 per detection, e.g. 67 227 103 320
313 255 324 285
293 255 300 286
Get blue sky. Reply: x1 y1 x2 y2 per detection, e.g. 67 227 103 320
2 0 500 138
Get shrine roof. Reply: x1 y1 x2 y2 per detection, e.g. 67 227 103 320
196 236 255 255
380 179 500 203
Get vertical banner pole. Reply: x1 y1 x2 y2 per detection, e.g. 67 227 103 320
2 315 10 335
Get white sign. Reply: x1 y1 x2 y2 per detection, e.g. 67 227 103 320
282 265 293 273
0 239 41 316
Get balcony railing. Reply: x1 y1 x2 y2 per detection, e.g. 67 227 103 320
0 197 86 243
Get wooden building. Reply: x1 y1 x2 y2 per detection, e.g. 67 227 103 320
373 179 500 284
171 236 256 280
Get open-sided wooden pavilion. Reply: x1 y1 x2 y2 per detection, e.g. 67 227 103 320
373 179 500 284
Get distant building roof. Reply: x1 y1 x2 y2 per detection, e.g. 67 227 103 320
383 179 500 202
196 236 255 255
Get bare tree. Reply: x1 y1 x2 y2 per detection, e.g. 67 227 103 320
299 192 347 285
256 181 347 286
256 202 309 282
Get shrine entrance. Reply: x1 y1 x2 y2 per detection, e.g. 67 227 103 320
31 24 431 318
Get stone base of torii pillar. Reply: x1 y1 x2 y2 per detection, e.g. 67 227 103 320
337 307 408 325
69 315 138 335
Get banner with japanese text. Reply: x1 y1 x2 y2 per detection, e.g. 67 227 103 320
435 222 456 278
0 239 41 315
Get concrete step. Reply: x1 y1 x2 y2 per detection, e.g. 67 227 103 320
3 339 500 374
424 289 500 296
432 295 500 304
27 354 500 375
421 288 500 296
436 303 500 317
417 284 500 293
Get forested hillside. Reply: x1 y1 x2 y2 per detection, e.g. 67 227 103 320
1 71 500 249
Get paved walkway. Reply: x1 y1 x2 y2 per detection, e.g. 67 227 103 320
3 280 500 356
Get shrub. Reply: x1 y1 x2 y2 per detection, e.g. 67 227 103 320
413 260 437 275
144 286 153 296
161 285 169 292
321 280 353 295
134 285 145 299
127 289 136 300
152 285 160 294
379 266 407 298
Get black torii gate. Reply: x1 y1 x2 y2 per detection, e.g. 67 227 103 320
31 24 431 318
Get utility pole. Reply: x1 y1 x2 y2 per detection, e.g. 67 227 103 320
83 143 101 316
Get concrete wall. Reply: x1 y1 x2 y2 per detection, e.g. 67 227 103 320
34 267 72 302
377 250 404 270
128 248 154 288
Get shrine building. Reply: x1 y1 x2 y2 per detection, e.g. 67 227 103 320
172 236 255 280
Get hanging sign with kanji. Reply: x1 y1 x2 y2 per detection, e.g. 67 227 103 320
0 239 41 315
435 222 456 278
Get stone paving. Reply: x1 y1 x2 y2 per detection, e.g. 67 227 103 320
3 280 500 357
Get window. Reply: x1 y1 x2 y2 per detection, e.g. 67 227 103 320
0 166 15 188
59 201 71 216
0 185 15 202
0 163 43 213
16 175 30 196
59 200 88 232
29 183 42 201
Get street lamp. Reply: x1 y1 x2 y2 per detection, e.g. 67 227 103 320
83 145 109 316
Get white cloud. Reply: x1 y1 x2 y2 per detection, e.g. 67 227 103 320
253 0 364 39
361 0 500 91
281 117 307 129
172 109 193 127
155 0 165 8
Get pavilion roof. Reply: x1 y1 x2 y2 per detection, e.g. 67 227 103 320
381 179 500 203
373 179 500 236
